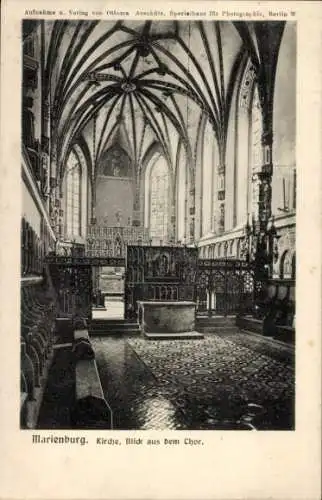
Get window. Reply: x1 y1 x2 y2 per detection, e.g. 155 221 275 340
149 158 170 244
66 151 81 237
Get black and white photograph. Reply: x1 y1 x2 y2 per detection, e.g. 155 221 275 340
21 17 296 432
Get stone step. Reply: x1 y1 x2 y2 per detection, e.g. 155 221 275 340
196 321 236 329
91 317 135 323
91 319 136 324
90 329 141 336
90 320 141 336
91 322 139 330
196 316 236 324
144 331 204 340
90 323 140 329
196 327 239 334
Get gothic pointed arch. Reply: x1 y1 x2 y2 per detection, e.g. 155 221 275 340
140 141 170 230
63 149 81 239
97 120 134 170
141 143 173 244
63 142 89 241
233 57 262 227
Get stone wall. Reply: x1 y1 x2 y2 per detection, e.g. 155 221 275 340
95 176 134 227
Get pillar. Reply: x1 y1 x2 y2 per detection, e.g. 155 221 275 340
49 144 60 237
253 105 274 281
133 168 141 227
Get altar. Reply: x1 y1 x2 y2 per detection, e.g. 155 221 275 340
138 301 198 337
125 245 203 339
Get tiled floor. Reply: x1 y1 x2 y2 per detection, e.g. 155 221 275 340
92 332 295 431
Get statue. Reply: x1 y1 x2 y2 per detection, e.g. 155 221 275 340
115 210 122 226
113 165 120 177
114 237 122 257
160 254 169 275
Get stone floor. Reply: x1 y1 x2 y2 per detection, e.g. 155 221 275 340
37 346 75 429
92 332 295 431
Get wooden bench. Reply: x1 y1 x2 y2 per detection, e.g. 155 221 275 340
237 279 295 343
72 329 112 429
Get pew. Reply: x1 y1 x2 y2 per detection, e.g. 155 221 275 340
20 278 57 429
237 279 295 343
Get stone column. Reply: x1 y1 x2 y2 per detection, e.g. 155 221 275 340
253 109 274 281
170 205 176 243
49 144 60 237
188 187 195 244
42 97 51 212
90 188 96 226
184 163 188 243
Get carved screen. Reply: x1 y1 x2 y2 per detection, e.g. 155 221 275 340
124 245 198 319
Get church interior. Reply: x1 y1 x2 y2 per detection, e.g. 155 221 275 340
21 19 296 430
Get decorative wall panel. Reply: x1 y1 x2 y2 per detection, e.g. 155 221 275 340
86 225 150 258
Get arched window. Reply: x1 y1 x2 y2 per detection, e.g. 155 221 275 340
235 61 262 225
66 150 81 237
149 157 170 244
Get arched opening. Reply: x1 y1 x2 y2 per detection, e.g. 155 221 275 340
144 152 172 245
63 144 88 241
280 250 293 279
235 60 262 226
291 252 296 279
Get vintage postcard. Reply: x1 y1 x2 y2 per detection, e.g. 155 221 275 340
0 0 321 498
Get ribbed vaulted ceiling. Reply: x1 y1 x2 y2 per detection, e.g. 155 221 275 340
39 20 285 179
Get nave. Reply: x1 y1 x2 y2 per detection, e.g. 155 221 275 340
21 19 296 431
